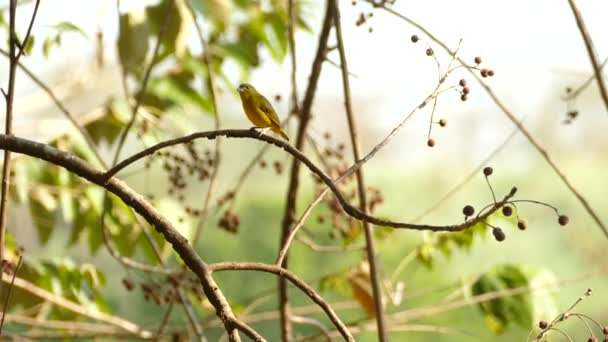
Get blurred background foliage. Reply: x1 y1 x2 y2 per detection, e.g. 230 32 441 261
0 0 607 341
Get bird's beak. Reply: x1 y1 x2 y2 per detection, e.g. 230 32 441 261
237 84 244 93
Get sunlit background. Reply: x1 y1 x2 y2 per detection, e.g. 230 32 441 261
1 0 608 341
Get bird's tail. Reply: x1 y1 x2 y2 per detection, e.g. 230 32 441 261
273 126 289 141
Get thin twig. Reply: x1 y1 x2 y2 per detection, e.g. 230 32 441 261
290 315 331 342
567 0 608 113
0 0 17 277
562 56 608 101
209 262 354 341
0 49 106 168
112 0 173 166
332 2 386 339
277 2 335 339
412 122 521 222
155 300 175 339
14 0 40 60
2 314 124 334
0 0 40 283
288 0 300 116
188 0 222 248
0 255 21 334
0 272 153 338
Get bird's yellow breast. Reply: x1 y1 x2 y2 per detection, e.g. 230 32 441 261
240 95 272 128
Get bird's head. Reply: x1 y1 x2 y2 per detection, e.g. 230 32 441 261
237 83 254 94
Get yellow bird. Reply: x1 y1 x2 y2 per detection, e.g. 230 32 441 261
237 83 289 141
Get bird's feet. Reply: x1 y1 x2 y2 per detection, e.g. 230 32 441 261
250 126 270 137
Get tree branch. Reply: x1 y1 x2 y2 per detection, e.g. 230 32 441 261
278 2 335 339
0 0 41 277
331 1 387 339
567 0 608 113
0 134 260 341
209 262 354 341
105 129 516 232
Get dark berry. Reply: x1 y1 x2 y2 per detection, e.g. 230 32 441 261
558 215 569 226
474 56 482 64
517 219 528 230
460 94 468 101
462 86 470 95
459 79 467 87
538 320 548 329
483 166 493 176
427 138 435 147
488 69 495 77
426 48 434 56
502 206 513 217
411 35 419 43
481 69 489 77
463 205 475 217
492 227 506 242
439 119 447 127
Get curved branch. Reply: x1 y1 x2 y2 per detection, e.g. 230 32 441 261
106 129 517 232
209 262 354 341
567 0 608 113
0 134 259 341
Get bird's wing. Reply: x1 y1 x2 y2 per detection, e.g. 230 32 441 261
258 96 282 127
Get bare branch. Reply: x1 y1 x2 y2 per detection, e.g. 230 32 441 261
278 2 335 338
331 1 386 339
209 262 354 341
105 129 517 232
0 134 261 341
567 0 608 113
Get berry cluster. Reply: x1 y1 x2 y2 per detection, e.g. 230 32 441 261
313 134 385 242
461 166 569 243
122 272 205 306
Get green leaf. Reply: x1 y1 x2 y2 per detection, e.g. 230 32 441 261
80 263 106 288
471 264 537 335
55 140 75 224
11 158 34 204
83 104 127 146
522 266 559 324
42 36 53 58
51 21 88 38
145 0 190 58
147 75 213 112
139 226 167 264
118 11 150 77
23 35 35 55
265 12 288 61
319 270 350 296
70 199 93 246
190 0 232 32
373 225 394 241
28 164 62 244
416 243 435 269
